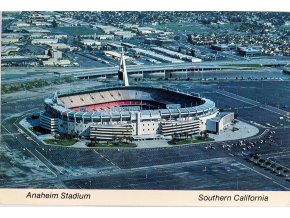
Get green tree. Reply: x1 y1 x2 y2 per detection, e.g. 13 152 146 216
52 19 58 28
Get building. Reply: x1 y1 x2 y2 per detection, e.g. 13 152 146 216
211 44 230 51
94 25 121 34
113 31 136 39
144 38 158 44
23 28 51 34
54 35 68 39
135 27 155 35
31 38 58 45
48 43 70 50
95 35 114 40
1 55 36 66
131 48 184 63
144 37 175 46
57 18 89 27
81 39 101 46
121 42 137 48
1 46 20 56
238 47 262 56
2 33 24 39
107 43 123 49
2 38 20 44
104 51 134 61
40 52 218 140
206 112 235 134
13 21 30 27
45 49 62 59
152 47 202 62
42 59 71 66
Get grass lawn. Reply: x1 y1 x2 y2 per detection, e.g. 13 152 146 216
2 19 13 28
278 25 290 31
29 126 50 136
88 142 137 148
153 22 209 33
43 138 77 146
169 137 214 145
2 77 78 94
51 26 103 35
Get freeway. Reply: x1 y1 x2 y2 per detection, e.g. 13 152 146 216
2 59 289 83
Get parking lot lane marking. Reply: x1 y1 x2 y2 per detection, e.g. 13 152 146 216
238 162 289 190
34 149 63 175
26 148 58 178
93 150 120 169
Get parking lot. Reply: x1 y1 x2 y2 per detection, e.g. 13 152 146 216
1 79 290 190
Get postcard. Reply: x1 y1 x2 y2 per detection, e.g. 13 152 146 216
1 9 290 206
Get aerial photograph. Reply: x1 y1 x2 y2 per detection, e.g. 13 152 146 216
1 11 290 190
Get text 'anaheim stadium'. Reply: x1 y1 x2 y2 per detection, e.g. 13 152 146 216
40 50 233 141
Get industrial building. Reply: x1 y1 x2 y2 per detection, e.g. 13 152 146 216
131 48 184 63
104 51 134 61
113 31 136 39
1 46 20 56
48 43 70 50
238 47 262 56
96 35 114 40
31 38 58 45
121 42 137 48
81 39 101 46
45 49 63 59
42 59 71 66
211 44 230 51
2 38 20 44
152 47 202 62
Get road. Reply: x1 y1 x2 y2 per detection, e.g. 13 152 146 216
2 58 289 83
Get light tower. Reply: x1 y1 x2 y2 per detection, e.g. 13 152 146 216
118 48 129 87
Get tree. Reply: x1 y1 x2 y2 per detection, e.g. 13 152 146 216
276 166 283 176
187 35 192 43
258 159 266 167
174 35 181 41
112 135 117 143
265 160 271 169
204 131 209 139
283 169 289 177
253 155 260 164
191 49 195 57
52 19 58 28
270 163 277 172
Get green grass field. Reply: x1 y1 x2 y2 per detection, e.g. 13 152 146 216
278 25 290 31
88 142 137 148
153 22 209 33
2 19 13 28
43 138 77 146
169 137 214 145
52 26 103 35
2 77 78 94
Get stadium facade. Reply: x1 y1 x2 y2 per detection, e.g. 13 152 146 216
40 50 219 140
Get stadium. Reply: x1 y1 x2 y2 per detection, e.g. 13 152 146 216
40 50 219 140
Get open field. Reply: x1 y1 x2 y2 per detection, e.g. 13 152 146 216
153 22 209 33
50 26 103 35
